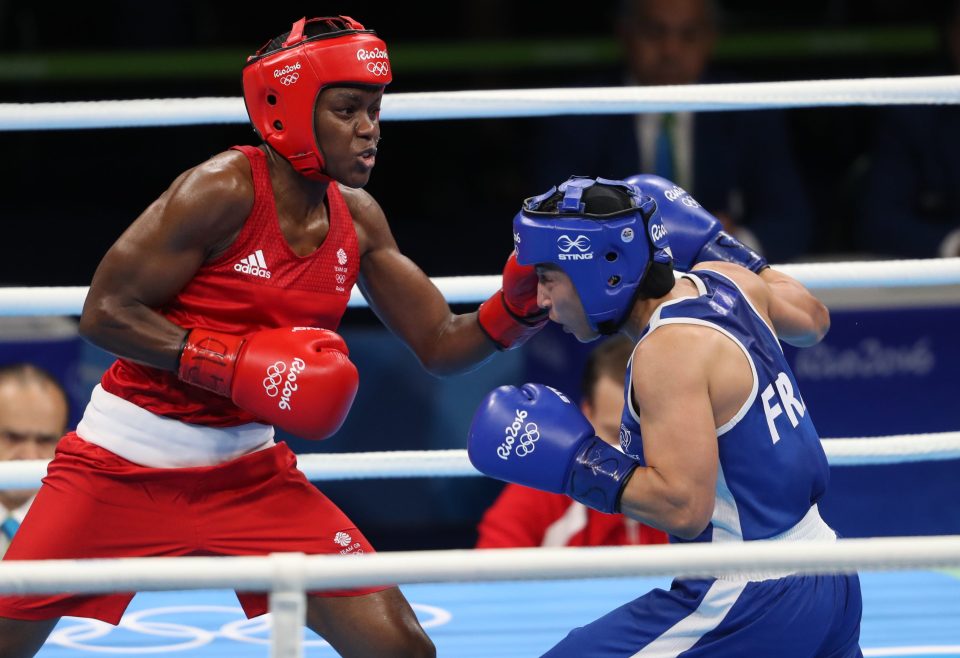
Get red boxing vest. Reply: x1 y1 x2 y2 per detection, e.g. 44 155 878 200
100 145 360 426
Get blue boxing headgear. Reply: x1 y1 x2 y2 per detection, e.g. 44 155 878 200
513 176 674 335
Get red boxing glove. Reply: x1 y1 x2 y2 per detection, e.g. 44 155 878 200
178 327 359 440
478 252 548 350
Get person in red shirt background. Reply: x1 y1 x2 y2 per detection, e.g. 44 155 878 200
476 336 668 548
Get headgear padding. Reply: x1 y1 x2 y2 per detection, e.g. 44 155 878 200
513 176 674 335
242 16 392 181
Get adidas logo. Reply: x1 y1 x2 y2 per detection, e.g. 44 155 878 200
234 249 272 279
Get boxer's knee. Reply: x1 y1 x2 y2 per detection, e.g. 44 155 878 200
368 620 436 658
306 587 435 658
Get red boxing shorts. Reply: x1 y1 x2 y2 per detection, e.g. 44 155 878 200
0 433 387 624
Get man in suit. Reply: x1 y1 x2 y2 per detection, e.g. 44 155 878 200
0 364 68 558
857 1 960 258
533 0 813 264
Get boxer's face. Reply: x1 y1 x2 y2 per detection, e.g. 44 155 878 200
314 86 384 188
535 266 600 343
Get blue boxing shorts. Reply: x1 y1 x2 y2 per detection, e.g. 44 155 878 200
542 573 862 657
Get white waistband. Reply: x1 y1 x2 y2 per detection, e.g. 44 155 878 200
715 504 837 582
767 504 836 543
76 384 276 468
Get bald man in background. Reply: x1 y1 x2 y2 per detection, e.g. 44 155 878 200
0 364 69 557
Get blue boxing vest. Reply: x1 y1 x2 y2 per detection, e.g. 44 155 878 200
618 269 830 543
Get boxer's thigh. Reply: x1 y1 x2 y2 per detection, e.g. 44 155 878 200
542 574 859 657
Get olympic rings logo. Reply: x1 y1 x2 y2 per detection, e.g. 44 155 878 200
497 411 541 460
366 61 390 77
49 602 451 653
280 73 299 86
515 423 540 457
262 361 287 398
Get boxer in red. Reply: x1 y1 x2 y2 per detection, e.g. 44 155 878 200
0 16 545 658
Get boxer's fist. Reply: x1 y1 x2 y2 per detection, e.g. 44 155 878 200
468 383 637 513
626 174 768 273
478 252 548 350
179 327 358 440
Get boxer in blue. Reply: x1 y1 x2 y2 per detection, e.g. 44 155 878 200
469 176 862 657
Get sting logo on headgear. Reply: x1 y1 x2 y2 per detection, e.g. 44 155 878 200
242 16 393 181
557 235 591 253
557 234 594 261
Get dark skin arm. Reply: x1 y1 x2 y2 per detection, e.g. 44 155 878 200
345 188 498 376
82 121 499 379
78 151 254 369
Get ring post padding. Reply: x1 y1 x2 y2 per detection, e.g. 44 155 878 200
269 552 308 658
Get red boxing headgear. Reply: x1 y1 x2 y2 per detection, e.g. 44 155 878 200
242 16 392 180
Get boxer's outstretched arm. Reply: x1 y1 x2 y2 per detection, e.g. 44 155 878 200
79 152 252 369
348 189 499 376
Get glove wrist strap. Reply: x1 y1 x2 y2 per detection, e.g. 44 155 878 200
565 437 638 514
177 328 245 397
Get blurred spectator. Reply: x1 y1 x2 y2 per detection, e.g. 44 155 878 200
476 336 668 548
0 364 68 557
532 0 814 263
856 2 960 258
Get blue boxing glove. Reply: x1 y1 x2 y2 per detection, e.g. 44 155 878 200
468 383 638 513
626 174 768 273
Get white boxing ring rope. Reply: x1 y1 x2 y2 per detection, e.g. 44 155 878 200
1 433 960 490
1 538 959 658
0 256 954 489
2 537 960 596
1 75 959 129
1 257 959 316
3 75 960 657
